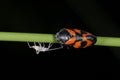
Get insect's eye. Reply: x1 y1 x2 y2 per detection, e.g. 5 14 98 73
65 36 69 40
60 36 69 40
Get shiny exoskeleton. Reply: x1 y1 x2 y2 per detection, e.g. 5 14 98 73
55 28 97 48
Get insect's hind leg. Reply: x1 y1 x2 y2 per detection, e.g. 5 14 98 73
48 44 63 51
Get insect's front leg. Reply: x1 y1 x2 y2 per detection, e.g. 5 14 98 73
27 42 32 48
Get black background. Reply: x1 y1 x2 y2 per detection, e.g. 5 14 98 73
0 0 120 79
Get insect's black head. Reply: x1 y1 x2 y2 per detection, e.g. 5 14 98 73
55 28 72 44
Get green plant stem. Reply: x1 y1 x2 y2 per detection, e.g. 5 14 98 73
0 32 58 43
0 32 120 47
95 36 120 47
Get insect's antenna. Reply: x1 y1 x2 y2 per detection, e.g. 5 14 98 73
27 42 32 48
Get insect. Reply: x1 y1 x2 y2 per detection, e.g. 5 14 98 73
27 42 63 54
55 28 97 48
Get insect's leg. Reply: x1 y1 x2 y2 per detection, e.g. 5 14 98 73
38 42 42 47
48 43 53 48
34 42 37 46
42 42 45 47
27 42 32 48
48 44 63 51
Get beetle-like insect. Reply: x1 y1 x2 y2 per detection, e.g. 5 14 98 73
55 28 97 48
27 28 97 54
27 42 63 54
